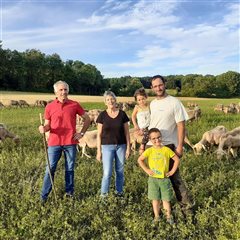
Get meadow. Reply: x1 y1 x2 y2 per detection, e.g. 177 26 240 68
0 95 240 240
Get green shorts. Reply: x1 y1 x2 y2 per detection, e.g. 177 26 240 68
148 177 173 201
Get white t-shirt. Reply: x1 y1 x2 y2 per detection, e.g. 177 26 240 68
148 95 188 146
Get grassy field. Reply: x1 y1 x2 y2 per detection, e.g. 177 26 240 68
0 95 240 239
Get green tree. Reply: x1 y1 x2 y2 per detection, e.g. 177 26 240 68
181 74 202 96
216 71 240 97
119 77 142 96
24 49 46 91
194 75 217 97
45 53 64 90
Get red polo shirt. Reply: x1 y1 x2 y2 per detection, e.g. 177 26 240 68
45 99 85 146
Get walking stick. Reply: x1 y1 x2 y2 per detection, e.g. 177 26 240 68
39 113 57 203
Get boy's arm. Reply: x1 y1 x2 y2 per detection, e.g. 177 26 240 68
166 155 180 177
138 154 154 176
131 106 140 130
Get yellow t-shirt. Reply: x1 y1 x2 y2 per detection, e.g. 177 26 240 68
143 146 175 178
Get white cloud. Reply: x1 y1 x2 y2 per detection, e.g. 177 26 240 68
2 1 239 77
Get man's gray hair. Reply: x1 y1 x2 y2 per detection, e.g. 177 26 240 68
103 90 117 102
53 81 69 93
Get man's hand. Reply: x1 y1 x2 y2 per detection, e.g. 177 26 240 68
166 170 175 177
73 132 83 141
39 125 45 134
175 146 183 158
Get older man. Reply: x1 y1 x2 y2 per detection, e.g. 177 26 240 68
39 80 90 202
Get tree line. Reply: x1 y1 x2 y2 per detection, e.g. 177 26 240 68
0 45 239 97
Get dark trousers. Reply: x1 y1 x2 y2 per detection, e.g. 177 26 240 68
166 144 193 213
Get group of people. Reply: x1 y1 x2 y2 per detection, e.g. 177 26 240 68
39 75 193 224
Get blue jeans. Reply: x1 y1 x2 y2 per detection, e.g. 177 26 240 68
41 144 77 200
101 144 126 195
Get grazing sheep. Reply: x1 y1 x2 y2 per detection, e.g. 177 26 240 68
77 109 102 127
87 109 102 126
186 106 201 122
122 101 136 111
34 100 47 107
187 102 198 109
193 126 228 155
216 134 240 160
214 104 224 112
116 102 123 110
129 128 143 153
223 106 237 114
9 100 20 107
235 105 240 113
0 101 4 108
0 124 20 144
19 100 30 107
220 127 240 140
44 128 97 158
78 130 98 158
130 128 193 154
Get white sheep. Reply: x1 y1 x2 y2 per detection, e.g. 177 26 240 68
77 109 101 127
130 128 194 154
193 126 227 155
219 127 240 140
216 134 240 160
78 130 98 158
186 106 201 122
0 124 20 144
129 128 143 153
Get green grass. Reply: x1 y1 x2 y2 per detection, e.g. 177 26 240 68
0 101 240 239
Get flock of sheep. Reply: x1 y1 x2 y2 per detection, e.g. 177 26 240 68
0 99 53 108
1 100 240 161
192 126 240 160
214 102 240 114
73 102 240 160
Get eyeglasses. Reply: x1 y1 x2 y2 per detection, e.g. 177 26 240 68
150 136 162 141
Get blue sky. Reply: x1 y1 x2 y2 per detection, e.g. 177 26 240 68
1 0 239 78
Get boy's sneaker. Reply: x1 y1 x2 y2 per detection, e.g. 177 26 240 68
167 217 175 225
115 192 124 198
65 193 74 199
152 217 160 225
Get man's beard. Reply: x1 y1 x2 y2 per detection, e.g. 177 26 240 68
157 89 165 97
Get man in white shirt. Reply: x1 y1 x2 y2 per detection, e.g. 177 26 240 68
148 75 193 216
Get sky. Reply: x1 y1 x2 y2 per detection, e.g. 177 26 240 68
1 0 239 78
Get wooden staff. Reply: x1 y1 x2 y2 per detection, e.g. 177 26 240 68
39 113 57 203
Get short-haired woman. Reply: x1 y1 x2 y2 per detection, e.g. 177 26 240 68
96 91 130 198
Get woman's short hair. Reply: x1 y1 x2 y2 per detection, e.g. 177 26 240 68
103 90 117 102
53 81 69 93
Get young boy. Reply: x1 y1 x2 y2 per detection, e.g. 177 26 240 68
138 128 180 224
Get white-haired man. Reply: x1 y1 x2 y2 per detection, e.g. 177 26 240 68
39 81 90 202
